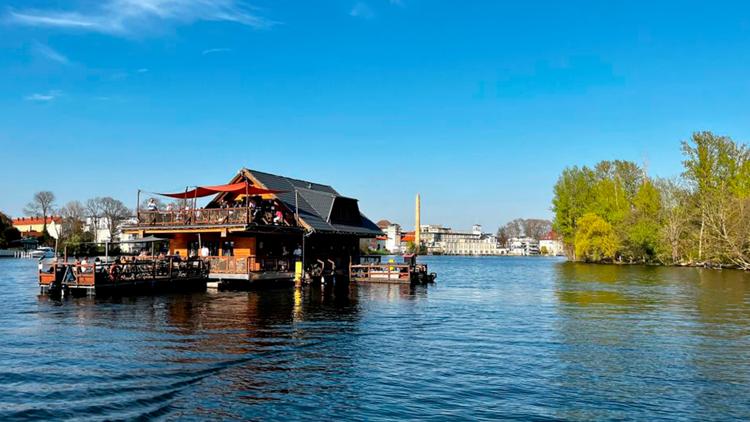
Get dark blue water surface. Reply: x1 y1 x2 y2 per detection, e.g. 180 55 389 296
1 256 750 421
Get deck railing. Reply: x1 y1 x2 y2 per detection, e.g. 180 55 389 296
39 258 208 286
207 256 293 274
137 207 295 227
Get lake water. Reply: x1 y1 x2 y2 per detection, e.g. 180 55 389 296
1 256 749 421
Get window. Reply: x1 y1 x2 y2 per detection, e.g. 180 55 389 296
222 241 235 257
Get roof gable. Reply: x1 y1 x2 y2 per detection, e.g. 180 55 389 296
243 168 382 237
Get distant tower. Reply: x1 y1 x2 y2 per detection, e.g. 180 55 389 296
415 194 421 254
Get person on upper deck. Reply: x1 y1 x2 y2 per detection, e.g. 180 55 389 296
274 208 284 225
147 198 158 211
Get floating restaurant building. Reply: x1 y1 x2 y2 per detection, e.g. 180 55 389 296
122 168 382 284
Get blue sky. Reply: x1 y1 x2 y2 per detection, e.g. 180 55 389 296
1 1 750 231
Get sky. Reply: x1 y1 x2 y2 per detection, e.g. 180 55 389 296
2 1 750 231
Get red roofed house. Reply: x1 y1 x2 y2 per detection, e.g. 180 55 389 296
539 231 564 256
12 216 63 239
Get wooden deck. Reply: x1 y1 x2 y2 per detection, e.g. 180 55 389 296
206 256 295 283
349 255 437 284
39 259 208 295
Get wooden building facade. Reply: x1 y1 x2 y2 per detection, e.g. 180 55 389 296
123 168 382 284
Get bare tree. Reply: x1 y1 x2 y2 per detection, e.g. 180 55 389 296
85 198 104 242
24 191 56 235
523 219 553 240
502 219 525 239
59 201 86 241
98 197 132 242
496 227 509 247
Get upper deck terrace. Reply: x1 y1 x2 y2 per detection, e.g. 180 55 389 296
131 205 300 232
122 168 384 238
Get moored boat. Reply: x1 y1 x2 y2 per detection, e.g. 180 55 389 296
349 254 437 284
29 246 55 259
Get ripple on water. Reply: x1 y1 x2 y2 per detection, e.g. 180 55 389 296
1 257 750 420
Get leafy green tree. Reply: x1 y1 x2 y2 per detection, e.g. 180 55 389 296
625 179 662 262
552 166 596 254
574 213 619 262
682 131 750 267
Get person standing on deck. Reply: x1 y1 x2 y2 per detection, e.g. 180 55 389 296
147 198 158 224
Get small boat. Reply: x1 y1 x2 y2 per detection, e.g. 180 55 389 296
349 254 437 284
29 247 55 259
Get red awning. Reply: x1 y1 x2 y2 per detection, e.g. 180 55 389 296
157 182 285 199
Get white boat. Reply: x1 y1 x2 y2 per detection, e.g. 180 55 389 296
29 247 55 259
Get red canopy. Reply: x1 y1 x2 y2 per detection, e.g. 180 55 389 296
158 182 286 199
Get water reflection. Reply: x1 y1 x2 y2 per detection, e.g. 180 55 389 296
553 262 750 420
4 258 750 420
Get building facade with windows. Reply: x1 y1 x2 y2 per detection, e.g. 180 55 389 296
508 237 540 256
420 224 507 256
539 231 564 256
12 216 62 239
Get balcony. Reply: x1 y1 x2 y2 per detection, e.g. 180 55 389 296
135 207 296 228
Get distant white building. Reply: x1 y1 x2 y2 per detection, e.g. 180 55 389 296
539 231 564 256
420 224 507 256
383 223 403 253
84 216 137 244
508 237 540 256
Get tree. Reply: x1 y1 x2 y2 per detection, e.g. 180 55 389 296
24 191 56 235
0 211 21 248
496 227 509 247
574 213 619 262
656 178 693 264
501 218 525 239
624 179 662 262
552 166 596 255
406 241 427 255
98 197 132 242
522 219 552 240
85 198 104 242
682 131 750 267
59 201 86 244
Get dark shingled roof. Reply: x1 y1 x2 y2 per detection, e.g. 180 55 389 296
246 169 382 237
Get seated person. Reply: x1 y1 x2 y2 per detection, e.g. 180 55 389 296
273 209 284 225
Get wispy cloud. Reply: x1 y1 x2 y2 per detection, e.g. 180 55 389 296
7 0 271 36
32 42 69 65
350 2 374 19
24 90 62 102
136 68 149 73
202 47 231 55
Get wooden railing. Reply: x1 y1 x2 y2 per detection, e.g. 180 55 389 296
207 256 293 274
349 263 412 281
39 259 208 286
136 207 296 227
